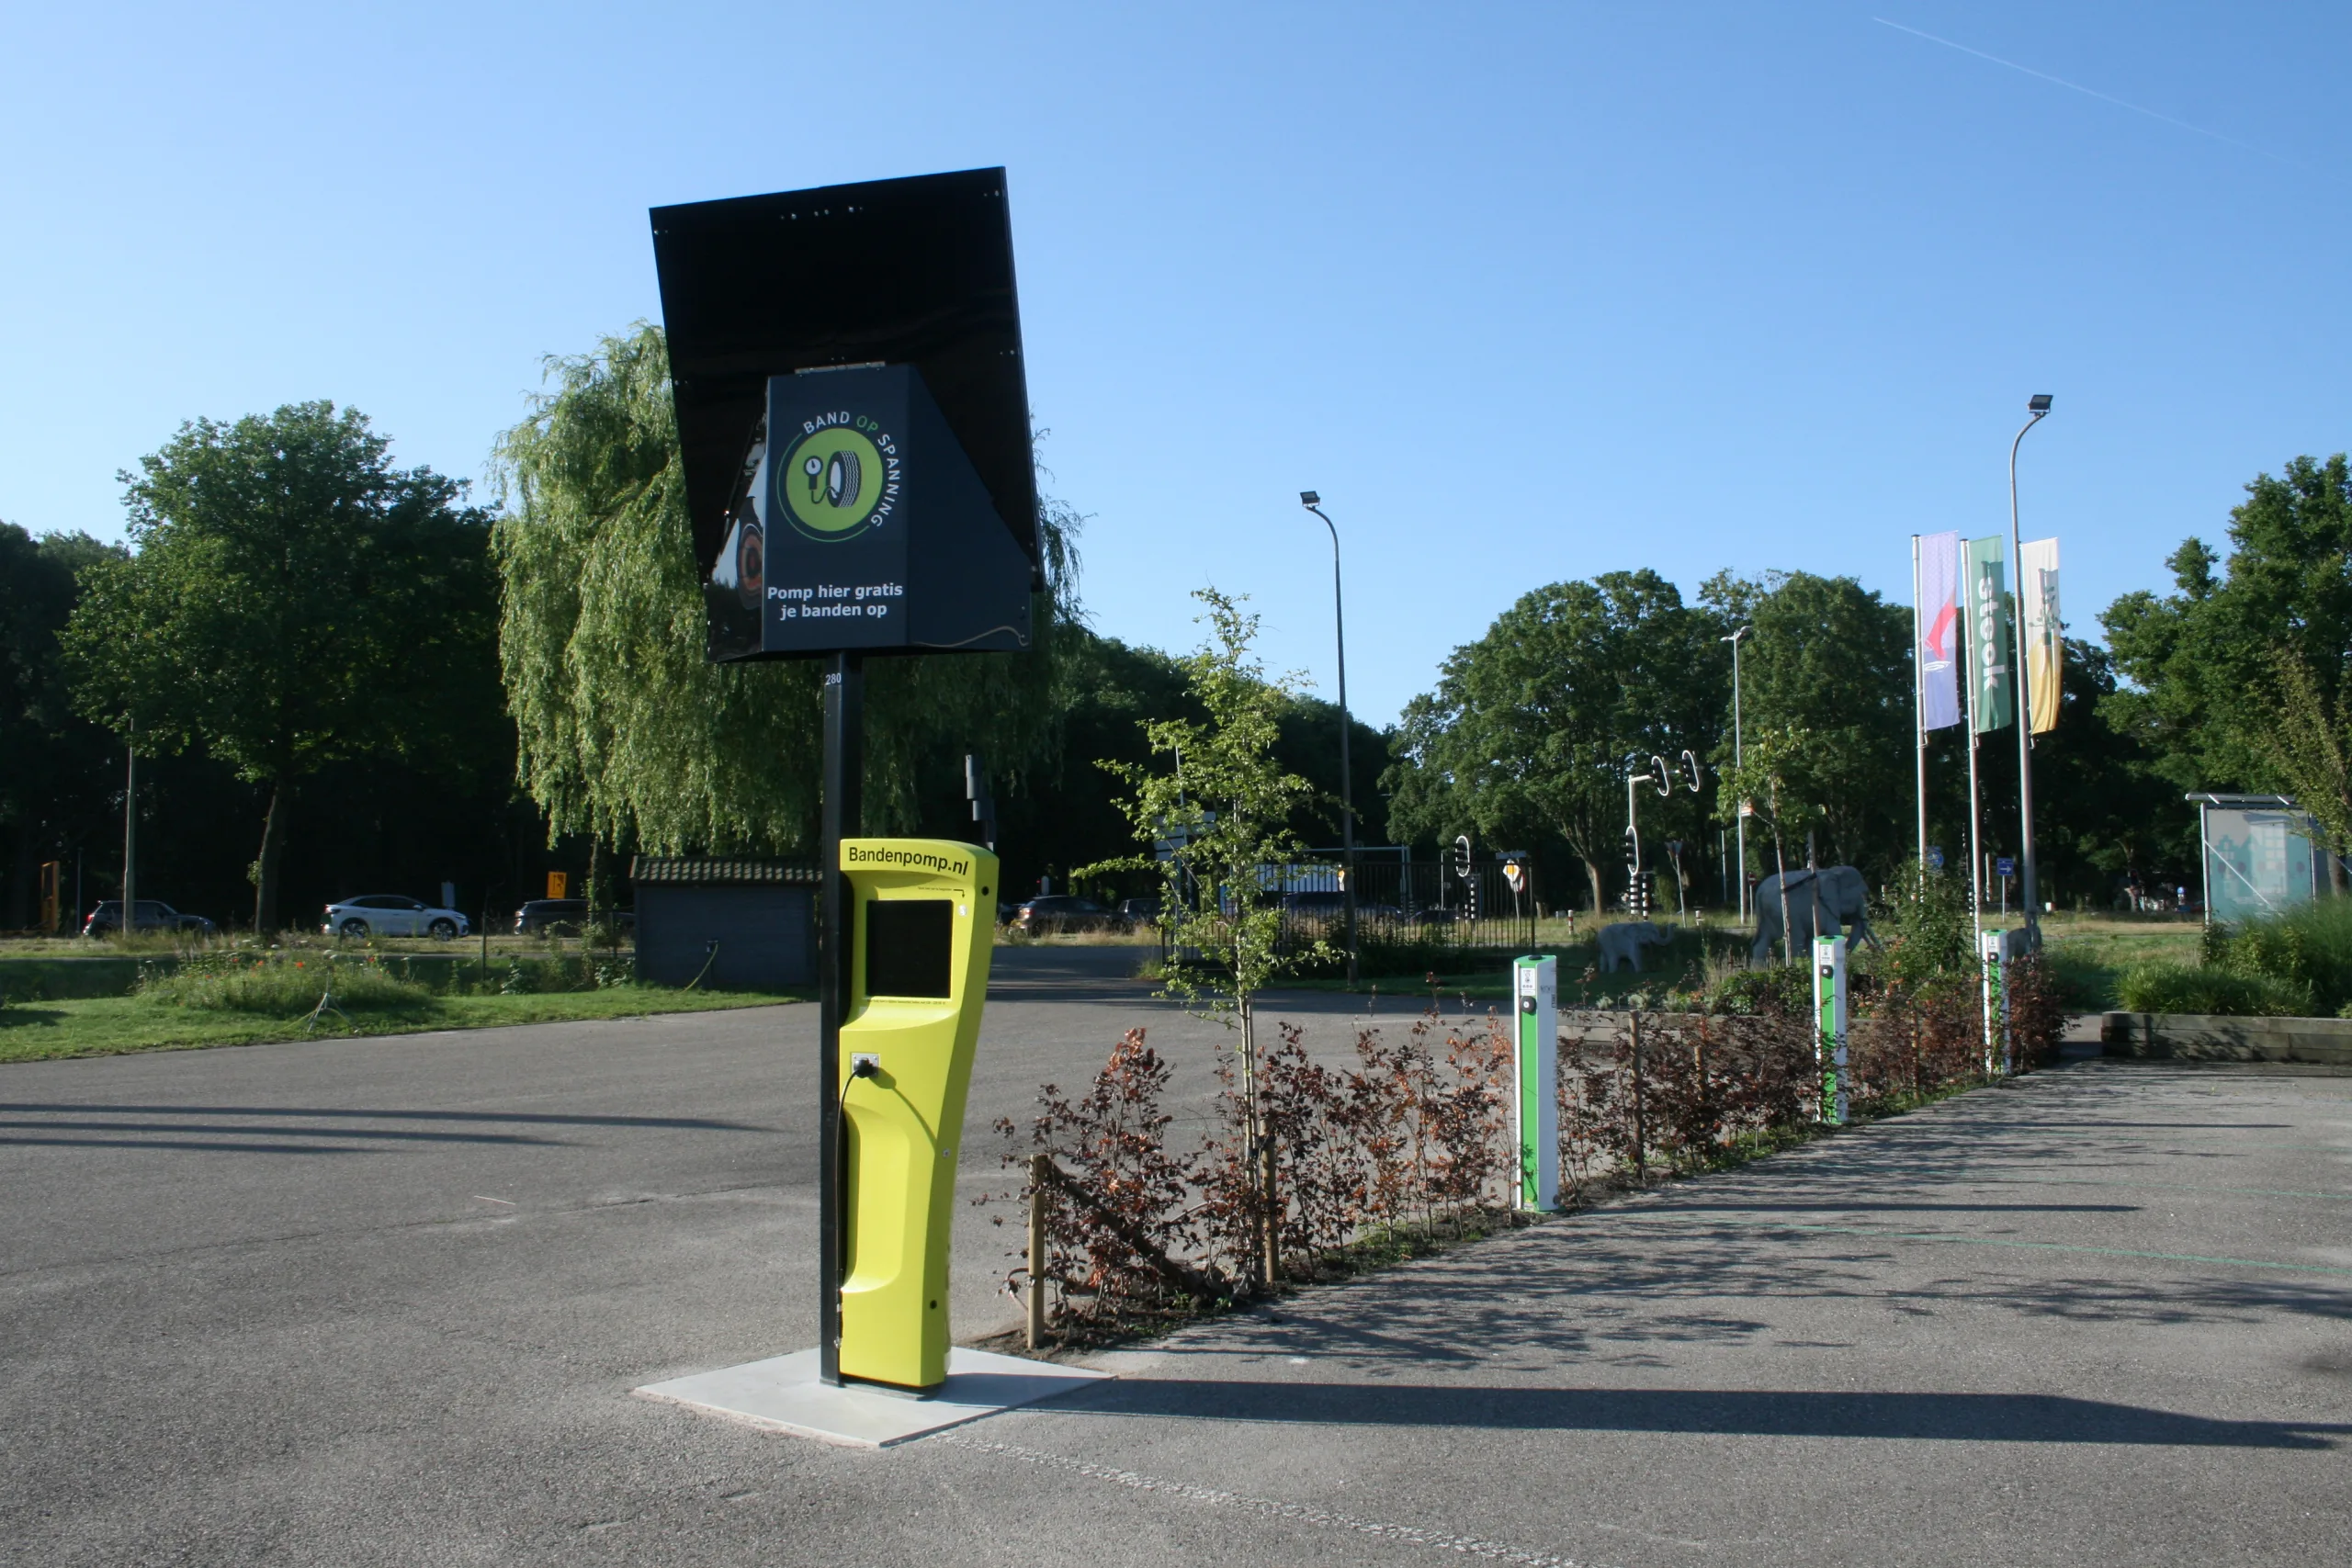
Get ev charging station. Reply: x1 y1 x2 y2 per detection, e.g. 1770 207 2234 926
1980 927 2011 1076
1511 955 1558 1211
632 170 1109 1444
1813 934 1848 1126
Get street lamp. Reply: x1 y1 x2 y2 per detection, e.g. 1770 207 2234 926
2009 395 2051 950
1300 491 1357 987
1722 626 1749 925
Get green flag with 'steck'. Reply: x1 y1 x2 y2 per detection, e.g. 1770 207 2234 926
1965 535 2013 733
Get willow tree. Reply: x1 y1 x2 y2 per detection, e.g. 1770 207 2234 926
491 324 1076 866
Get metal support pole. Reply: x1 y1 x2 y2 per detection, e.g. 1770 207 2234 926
121 719 136 937
2009 399 2050 948
1912 535 1928 878
818 651 864 1387
1302 497 1356 987
1724 628 1748 926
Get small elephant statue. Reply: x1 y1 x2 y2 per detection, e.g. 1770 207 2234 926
1597 919 1673 974
1751 865 1880 964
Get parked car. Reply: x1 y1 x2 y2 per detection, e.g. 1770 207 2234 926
512 898 634 937
322 895 470 941
1114 896 1161 929
82 899 215 938
1012 895 1116 935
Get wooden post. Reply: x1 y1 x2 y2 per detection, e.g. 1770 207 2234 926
1630 1011 1647 1181
1027 1154 1049 1352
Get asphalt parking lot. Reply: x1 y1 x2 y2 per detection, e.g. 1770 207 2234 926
1 946 2346 1565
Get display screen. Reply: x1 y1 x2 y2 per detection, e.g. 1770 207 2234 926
865 899 954 998
650 167 1040 628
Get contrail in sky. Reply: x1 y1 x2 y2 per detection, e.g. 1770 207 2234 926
1871 17 2278 161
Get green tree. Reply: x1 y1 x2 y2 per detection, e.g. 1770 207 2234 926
2104 453 2352 889
1384 571 1725 910
1083 589 1329 1288
490 324 1077 863
62 403 501 932
2266 646 2352 861
1701 570 1911 878
0 525 123 927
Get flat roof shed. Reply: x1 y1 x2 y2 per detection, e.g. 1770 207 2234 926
632 857 819 991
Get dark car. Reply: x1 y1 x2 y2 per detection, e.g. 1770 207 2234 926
1114 897 1161 929
1012 895 1115 935
83 899 215 938
514 899 635 937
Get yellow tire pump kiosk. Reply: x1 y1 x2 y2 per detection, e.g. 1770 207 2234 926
831 838 995 1391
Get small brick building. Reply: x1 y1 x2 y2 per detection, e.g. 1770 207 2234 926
631 857 819 991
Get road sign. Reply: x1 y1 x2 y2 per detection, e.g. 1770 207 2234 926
651 169 1039 663
1926 846 1945 871
1996 856 2017 877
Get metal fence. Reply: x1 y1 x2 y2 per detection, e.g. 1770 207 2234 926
1156 859 1537 967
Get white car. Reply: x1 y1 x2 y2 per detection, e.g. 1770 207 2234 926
322 895 470 941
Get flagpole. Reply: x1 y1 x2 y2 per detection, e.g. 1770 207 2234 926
1964 555 1984 946
1912 535 1928 879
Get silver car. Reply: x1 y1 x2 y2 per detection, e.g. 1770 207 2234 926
322 895 470 941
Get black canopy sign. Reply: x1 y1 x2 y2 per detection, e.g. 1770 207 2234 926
650 168 1038 661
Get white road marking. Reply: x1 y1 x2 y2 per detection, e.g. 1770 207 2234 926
940 1435 1623 1567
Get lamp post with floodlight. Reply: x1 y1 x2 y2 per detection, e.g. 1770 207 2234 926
1300 491 1357 987
2009 395 2052 950
1724 626 1749 925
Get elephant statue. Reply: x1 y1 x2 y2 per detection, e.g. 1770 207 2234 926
1597 920 1673 974
1751 865 1879 964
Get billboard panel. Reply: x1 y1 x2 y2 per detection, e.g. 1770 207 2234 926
650 168 1040 661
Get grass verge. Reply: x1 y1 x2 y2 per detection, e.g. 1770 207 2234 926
0 986 801 1065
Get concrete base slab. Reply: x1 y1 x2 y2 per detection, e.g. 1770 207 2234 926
633 1348 1108 1448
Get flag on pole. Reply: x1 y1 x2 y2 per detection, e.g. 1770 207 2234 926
1965 536 2013 733
1917 531 1962 730
2019 536 2061 734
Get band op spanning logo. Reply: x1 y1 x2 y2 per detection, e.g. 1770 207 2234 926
706 412 900 613
780 418 893 541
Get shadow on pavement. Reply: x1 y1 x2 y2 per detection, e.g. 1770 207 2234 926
1036 1379 2350 1448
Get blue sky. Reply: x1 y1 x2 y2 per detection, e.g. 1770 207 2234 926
4 3 2345 725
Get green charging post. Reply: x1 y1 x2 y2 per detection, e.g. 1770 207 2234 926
1813 934 1848 1126
1511 954 1558 1210
1980 927 2011 1076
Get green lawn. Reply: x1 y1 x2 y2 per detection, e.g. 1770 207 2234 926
0 987 801 1065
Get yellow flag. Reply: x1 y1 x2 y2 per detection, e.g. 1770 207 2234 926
2019 538 2061 734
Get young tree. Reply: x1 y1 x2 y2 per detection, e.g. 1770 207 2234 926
1084 589 1329 1288
62 403 500 932
1714 723 1818 962
1384 572 1725 909
491 324 1078 860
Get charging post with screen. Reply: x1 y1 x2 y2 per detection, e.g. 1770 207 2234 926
835 838 996 1391
650 168 1040 1393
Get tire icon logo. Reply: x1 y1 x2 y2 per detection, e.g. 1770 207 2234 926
781 424 887 541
